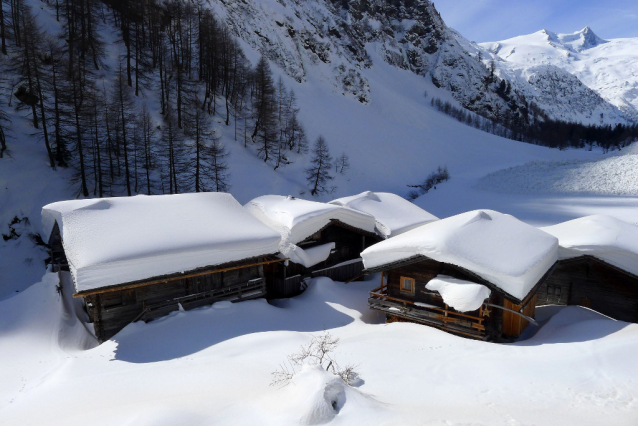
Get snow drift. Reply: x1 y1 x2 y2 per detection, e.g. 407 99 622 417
476 148 638 196
425 275 491 312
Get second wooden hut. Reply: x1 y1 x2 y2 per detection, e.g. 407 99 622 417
361 210 559 341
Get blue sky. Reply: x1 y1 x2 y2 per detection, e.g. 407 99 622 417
434 0 638 42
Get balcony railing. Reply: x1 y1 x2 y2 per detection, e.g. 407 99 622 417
368 283 487 339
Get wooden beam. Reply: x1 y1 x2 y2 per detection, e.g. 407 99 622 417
381 311 485 340
73 258 289 298
484 303 538 326
369 291 484 322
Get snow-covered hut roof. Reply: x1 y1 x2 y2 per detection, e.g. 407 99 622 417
362 210 558 301
244 195 376 267
330 191 439 238
244 195 376 245
540 215 638 276
42 193 282 294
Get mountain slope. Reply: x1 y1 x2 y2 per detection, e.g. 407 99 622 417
481 27 638 119
210 0 629 126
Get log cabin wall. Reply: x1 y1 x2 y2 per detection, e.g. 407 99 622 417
384 259 503 338
537 257 638 322
84 261 266 342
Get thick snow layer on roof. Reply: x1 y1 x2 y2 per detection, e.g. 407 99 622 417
541 215 638 276
285 242 335 268
42 193 281 293
330 191 439 238
425 275 491 313
362 210 558 301
244 195 375 246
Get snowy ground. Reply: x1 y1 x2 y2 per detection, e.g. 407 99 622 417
1 273 637 426
476 144 638 198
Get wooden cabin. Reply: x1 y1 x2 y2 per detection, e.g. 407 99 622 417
361 210 559 341
365 256 550 340
539 215 638 323
42 193 282 343
246 195 381 298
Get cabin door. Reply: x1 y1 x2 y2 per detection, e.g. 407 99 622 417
579 297 591 308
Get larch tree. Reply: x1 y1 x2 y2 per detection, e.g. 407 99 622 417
305 136 334 196
251 55 278 162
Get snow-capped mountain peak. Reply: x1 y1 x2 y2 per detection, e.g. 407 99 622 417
556 26 608 52
481 27 638 119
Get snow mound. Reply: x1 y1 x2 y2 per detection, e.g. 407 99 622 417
476 152 638 196
330 191 439 238
42 193 281 293
541 215 638 276
275 364 382 425
362 210 558 301
286 242 336 268
245 195 375 262
425 275 491 312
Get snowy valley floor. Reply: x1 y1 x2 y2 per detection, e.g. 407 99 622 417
1 274 637 426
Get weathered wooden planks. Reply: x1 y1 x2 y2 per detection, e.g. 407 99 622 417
537 256 638 322
83 259 270 342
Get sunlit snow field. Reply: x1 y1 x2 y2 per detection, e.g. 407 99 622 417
1 272 637 426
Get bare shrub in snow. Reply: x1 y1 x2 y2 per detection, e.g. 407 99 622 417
271 331 361 387
407 166 450 200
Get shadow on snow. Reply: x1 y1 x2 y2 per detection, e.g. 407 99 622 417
111 276 385 363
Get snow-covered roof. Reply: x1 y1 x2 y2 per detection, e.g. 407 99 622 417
244 195 375 266
362 210 558 301
425 275 491 313
42 193 282 294
244 195 376 245
330 191 439 238
541 215 638 276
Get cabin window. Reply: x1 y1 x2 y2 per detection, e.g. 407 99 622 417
547 285 561 298
400 276 415 294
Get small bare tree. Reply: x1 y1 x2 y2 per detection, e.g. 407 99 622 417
271 331 360 387
335 152 350 175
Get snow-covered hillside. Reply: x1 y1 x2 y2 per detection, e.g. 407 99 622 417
481 27 638 119
476 143 638 196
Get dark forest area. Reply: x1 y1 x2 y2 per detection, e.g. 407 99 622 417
431 95 638 152
0 0 314 197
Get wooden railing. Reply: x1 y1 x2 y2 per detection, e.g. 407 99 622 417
368 283 487 339
134 278 266 323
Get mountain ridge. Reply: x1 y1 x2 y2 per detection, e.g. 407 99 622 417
481 27 638 119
